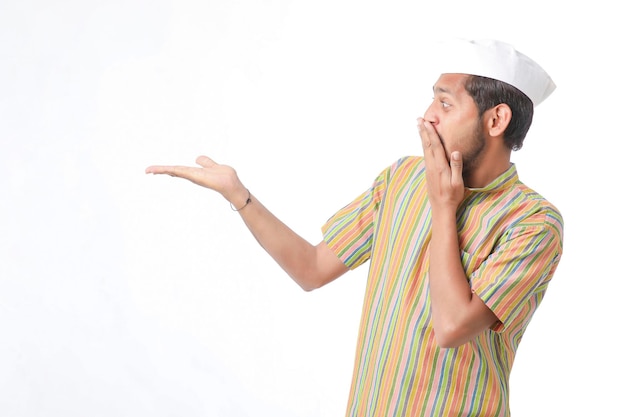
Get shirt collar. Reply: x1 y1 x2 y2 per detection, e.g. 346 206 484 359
466 163 518 193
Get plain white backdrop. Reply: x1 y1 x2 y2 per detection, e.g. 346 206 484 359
1 0 624 416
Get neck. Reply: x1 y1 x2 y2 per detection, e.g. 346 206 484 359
463 146 512 189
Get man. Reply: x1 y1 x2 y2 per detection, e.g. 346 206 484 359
146 39 563 416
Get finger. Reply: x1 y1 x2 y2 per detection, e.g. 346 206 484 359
196 155 216 168
418 119 446 161
450 151 463 186
145 165 172 174
145 165 195 178
417 118 431 149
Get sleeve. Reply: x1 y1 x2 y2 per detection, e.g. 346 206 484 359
321 160 400 270
470 208 564 331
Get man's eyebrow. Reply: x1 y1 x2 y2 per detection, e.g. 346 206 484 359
432 86 451 95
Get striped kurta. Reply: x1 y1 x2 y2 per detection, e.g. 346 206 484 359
322 156 563 417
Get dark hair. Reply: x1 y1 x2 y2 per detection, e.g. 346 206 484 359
464 75 534 151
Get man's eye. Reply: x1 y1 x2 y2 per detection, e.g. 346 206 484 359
441 101 451 108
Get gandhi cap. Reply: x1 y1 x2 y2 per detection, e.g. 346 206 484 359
434 38 556 106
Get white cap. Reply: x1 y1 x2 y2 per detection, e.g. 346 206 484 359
434 38 556 106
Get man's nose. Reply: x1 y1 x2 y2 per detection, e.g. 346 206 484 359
422 104 438 125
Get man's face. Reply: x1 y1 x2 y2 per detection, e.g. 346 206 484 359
423 73 486 175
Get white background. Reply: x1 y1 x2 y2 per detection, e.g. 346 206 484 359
1 1 623 416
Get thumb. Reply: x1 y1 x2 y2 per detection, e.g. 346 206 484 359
450 151 463 185
196 155 217 168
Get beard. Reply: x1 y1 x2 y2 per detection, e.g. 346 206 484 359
435 122 487 178
460 123 486 178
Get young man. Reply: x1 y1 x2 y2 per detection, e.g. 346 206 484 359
146 39 564 416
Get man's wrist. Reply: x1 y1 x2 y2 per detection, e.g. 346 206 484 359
229 188 252 212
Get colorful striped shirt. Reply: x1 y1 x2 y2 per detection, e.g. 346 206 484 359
322 156 564 417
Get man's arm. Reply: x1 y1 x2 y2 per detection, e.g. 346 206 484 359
417 120 498 348
146 155 349 291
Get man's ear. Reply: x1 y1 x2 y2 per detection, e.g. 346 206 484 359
486 104 512 137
